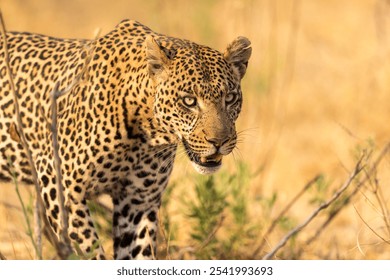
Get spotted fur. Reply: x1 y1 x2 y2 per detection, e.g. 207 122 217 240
0 20 251 259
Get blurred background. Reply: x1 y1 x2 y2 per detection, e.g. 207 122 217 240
0 0 389 259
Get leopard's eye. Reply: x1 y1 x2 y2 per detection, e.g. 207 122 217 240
225 92 238 105
183 96 197 107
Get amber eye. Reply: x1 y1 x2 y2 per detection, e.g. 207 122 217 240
225 92 237 105
183 96 197 107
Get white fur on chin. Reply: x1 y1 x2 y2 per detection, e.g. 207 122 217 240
191 161 222 175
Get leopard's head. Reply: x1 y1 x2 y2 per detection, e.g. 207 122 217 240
146 35 251 174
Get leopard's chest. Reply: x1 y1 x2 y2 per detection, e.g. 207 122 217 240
82 142 177 200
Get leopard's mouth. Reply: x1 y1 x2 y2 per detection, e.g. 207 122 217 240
192 153 223 168
182 139 223 174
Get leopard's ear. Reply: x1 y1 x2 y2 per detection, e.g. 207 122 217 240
224 36 252 80
145 35 170 81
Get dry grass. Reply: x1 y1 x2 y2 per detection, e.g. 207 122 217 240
0 0 389 259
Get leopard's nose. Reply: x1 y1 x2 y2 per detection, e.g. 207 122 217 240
204 135 230 149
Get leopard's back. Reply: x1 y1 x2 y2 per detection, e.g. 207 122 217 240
0 32 89 183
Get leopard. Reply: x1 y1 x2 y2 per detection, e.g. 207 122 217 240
0 20 251 259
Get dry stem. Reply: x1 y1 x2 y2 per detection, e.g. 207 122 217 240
0 11 96 259
302 142 390 250
262 154 365 260
47 38 95 258
354 205 390 245
158 210 172 260
0 10 43 260
196 215 225 253
50 82 72 253
252 174 321 258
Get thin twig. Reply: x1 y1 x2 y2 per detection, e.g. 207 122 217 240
303 142 390 249
8 161 40 257
196 215 225 252
367 162 390 237
33 196 41 259
353 205 390 245
158 210 172 260
0 10 42 260
262 155 365 260
48 38 96 258
166 230 172 260
252 174 321 258
50 82 72 250
54 36 95 98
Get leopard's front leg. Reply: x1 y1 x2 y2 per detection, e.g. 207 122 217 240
112 195 161 260
112 145 176 260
